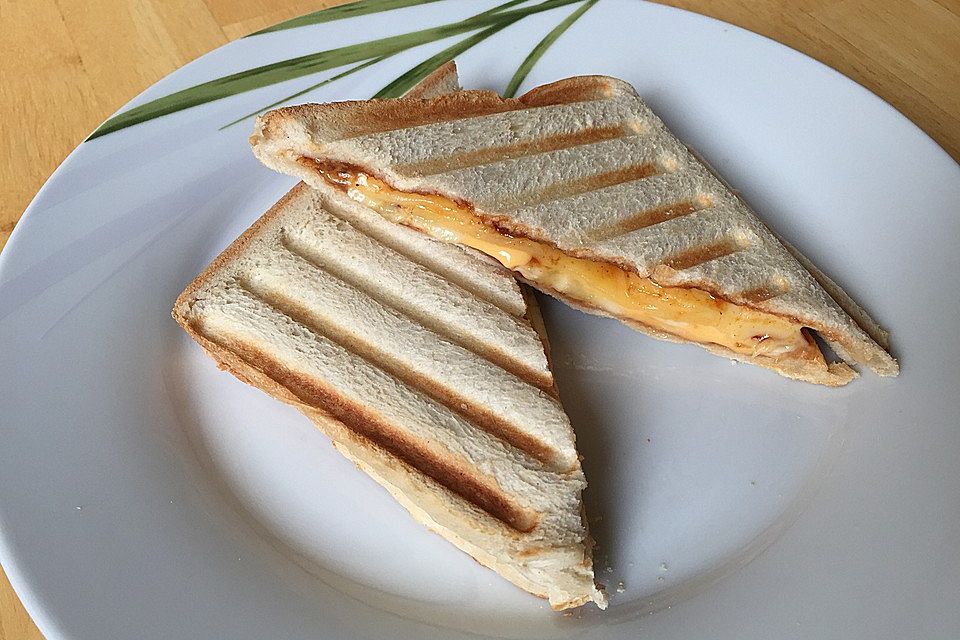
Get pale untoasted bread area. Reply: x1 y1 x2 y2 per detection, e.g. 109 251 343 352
251 74 897 385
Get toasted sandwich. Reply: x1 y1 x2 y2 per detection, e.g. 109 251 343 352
174 66 606 610
250 73 898 386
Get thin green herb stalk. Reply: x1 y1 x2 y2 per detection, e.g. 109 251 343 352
374 24 507 98
226 0 531 130
249 0 446 36
370 0 529 101
219 56 388 130
503 0 598 98
374 1 533 98
88 0 580 140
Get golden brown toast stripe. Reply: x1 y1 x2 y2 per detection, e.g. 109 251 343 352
736 277 792 304
395 124 637 177
505 162 661 210
662 236 747 271
586 198 710 242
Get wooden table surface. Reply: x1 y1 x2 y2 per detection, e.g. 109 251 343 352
1 0 958 637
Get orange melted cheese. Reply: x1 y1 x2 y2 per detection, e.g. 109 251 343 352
319 167 823 364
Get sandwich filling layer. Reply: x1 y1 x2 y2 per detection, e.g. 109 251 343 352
313 162 824 365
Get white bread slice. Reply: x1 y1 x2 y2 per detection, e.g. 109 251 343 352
174 66 606 610
250 74 898 386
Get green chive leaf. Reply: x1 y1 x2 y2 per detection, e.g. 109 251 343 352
503 0 597 98
374 0 533 98
220 56 389 130
87 0 581 140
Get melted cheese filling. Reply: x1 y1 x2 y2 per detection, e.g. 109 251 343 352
316 165 823 364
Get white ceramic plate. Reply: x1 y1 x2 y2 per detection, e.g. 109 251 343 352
2 1 959 638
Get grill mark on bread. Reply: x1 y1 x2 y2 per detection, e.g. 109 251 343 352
395 125 636 176
281 233 556 395
661 235 747 271
736 276 791 304
586 195 713 241
239 275 566 470
196 327 539 533
505 163 660 209
301 97 519 142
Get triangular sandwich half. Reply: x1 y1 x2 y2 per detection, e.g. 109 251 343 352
250 73 898 386
174 66 606 610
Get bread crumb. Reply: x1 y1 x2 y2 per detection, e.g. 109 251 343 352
616 581 625 593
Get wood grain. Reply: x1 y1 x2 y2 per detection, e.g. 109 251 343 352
0 0 957 637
